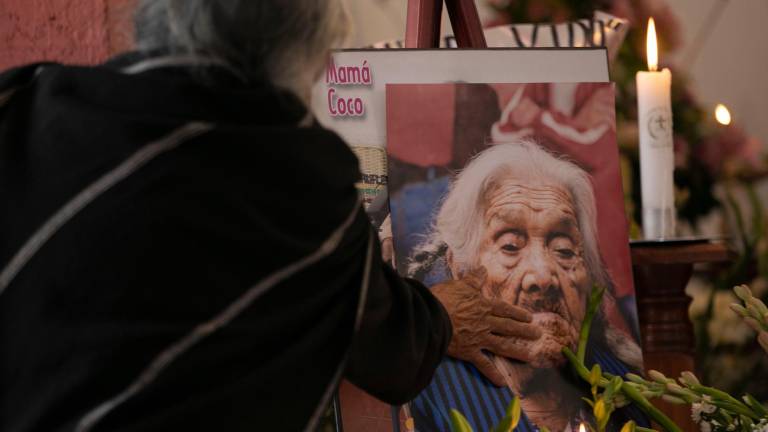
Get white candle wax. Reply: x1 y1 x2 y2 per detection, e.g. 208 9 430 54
637 68 676 239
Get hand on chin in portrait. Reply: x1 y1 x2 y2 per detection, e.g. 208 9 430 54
430 266 543 387
473 175 593 429
478 176 591 368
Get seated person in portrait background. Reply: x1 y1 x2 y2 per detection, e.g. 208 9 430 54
405 141 647 432
491 83 616 172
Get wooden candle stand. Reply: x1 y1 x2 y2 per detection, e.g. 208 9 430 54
631 240 734 432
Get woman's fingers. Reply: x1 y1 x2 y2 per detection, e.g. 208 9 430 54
489 300 532 322
487 316 542 340
470 352 507 387
485 334 533 363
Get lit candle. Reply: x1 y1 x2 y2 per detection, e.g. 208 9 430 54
636 18 676 239
579 423 587 432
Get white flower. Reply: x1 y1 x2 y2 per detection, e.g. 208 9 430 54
702 402 717 414
692 401 715 425
692 403 704 423
698 396 717 415
751 419 768 432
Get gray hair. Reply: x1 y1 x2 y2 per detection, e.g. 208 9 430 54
408 140 612 291
134 0 349 100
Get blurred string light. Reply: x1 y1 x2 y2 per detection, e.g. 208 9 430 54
715 104 732 126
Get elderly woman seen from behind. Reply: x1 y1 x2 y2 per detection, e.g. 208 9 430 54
0 2 541 430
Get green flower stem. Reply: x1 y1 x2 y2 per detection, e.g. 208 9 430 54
689 385 757 418
565 348 608 386
710 401 760 421
712 410 733 429
563 348 682 432
619 380 683 432
635 427 658 432
566 284 683 432
578 285 605 363
745 395 768 417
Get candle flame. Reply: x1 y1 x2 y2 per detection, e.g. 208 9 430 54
647 18 659 72
715 104 732 125
579 423 587 432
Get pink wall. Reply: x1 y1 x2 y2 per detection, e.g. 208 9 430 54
0 0 136 71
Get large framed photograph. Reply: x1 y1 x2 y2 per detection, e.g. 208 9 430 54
385 82 645 432
311 48 626 432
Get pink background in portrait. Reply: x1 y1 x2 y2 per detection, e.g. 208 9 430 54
385 84 456 168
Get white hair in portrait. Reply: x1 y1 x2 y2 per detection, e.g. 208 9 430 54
408 140 644 371
133 0 350 102
409 140 612 292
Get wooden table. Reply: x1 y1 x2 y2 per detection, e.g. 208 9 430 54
631 240 734 432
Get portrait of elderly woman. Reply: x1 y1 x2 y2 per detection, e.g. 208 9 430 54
386 83 647 432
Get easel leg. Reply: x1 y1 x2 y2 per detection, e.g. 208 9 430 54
405 0 443 48
444 0 487 48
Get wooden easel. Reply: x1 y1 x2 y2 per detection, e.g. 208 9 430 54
405 0 487 49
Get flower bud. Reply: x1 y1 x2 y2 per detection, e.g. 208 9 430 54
733 285 753 302
625 373 646 384
742 318 761 335
729 303 748 317
590 364 603 386
620 421 636 432
662 395 687 405
594 399 607 422
759 332 768 353
680 371 701 387
747 298 768 319
649 370 672 384
614 394 630 408
666 383 689 396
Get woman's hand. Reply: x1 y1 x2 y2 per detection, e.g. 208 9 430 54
431 267 542 386
573 86 616 131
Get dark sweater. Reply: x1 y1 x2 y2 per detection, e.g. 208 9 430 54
0 55 450 432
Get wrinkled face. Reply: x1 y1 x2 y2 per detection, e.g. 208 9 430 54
476 175 591 356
